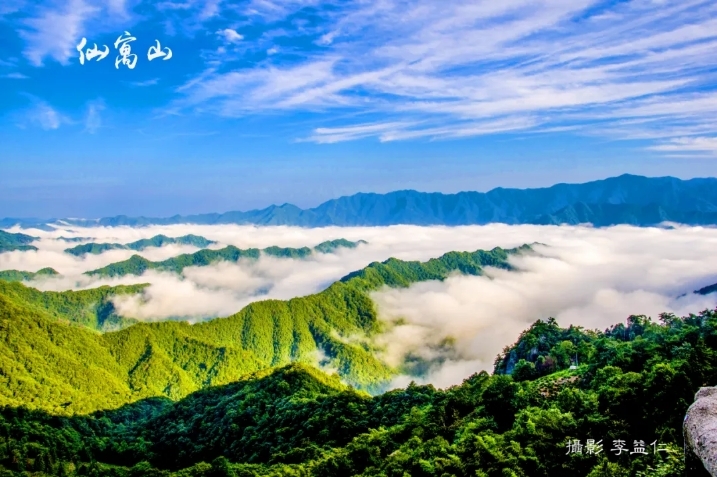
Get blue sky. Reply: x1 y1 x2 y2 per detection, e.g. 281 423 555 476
1 0 717 218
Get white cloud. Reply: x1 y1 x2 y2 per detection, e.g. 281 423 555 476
84 99 105 133
129 78 160 87
2 72 28 79
173 0 717 148
4 223 717 388
649 136 717 155
19 0 100 66
20 98 70 130
104 0 130 17
216 28 244 43
200 0 222 19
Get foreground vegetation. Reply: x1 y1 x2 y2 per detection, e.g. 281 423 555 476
1 307 713 476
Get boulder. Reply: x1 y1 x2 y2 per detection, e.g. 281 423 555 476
684 387 717 476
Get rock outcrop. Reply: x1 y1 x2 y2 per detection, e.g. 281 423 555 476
685 387 717 476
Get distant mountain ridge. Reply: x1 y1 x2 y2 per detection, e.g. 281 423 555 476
2 174 717 228
86 239 368 277
0 230 38 252
64 234 216 256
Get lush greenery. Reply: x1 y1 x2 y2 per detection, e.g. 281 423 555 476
86 239 369 278
0 231 37 253
0 240 706 475
1 307 713 476
0 268 58 282
0 246 523 416
64 235 216 257
0 280 143 331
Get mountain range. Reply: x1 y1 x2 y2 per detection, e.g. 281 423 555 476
0 230 37 252
0 308 706 476
2 174 717 229
64 234 216 256
0 244 525 415
85 239 368 278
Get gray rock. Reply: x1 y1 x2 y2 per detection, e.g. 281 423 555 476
684 387 717 476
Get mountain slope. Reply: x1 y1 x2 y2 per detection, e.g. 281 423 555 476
0 230 37 253
1 309 708 476
0 267 59 282
0 245 526 414
86 239 368 278
0 280 144 331
64 234 216 256
6 174 717 229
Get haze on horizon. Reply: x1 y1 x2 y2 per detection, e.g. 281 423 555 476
1 1 717 217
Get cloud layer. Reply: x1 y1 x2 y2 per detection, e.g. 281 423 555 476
8 0 717 157
170 0 717 154
2 223 717 388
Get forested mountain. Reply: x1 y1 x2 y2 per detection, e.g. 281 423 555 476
56 236 91 243
0 280 144 331
0 230 37 253
4 174 717 228
0 267 58 282
64 234 216 256
2 309 712 476
86 239 368 278
0 245 523 415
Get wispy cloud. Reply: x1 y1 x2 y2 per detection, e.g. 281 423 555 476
84 99 105 133
171 0 717 149
18 0 100 66
2 72 28 79
129 78 160 87
18 97 71 130
649 136 717 155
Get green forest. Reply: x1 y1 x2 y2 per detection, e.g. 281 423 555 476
0 242 713 476
0 231 37 253
0 309 712 476
64 235 217 257
85 239 368 278
0 245 524 416
0 269 58 283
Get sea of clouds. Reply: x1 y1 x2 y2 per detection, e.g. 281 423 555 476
2 223 716 388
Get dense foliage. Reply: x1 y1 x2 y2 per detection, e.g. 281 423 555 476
1 307 714 476
0 246 523 415
85 239 368 278
0 280 143 331
64 235 216 257
0 268 58 283
0 231 37 253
